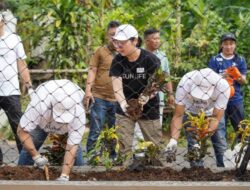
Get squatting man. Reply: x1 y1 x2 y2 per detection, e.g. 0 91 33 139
165 68 230 168
17 80 86 181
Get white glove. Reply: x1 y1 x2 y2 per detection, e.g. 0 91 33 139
165 138 178 152
120 101 128 113
28 88 35 100
193 144 200 149
32 154 48 168
138 94 150 106
56 175 69 181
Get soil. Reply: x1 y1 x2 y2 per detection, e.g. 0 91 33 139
0 166 249 181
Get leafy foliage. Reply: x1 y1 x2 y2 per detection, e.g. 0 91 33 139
4 0 250 131
231 119 250 168
134 140 162 166
87 126 120 170
183 111 213 161
42 134 67 166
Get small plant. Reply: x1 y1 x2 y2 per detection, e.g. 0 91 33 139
231 119 250 168
127 67 178 120
134 140 162 166
141 67 178 97
183 111 214 162
42 134 67 166
88 126 120 170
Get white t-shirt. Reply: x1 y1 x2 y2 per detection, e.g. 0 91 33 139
175 71 230 116
0 32 27 96
20 80 86 145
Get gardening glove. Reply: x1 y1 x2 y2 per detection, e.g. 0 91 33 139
193 144 201 149
28 87 35 100
138 94 150 106
32 154 48 169
165 138 178 152
165 138 177 163
225 66 241 80
56 175 69 181
120 101 128 114
225 77 235 98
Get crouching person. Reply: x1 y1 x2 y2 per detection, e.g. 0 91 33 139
17 79 86 181
166 68 231 168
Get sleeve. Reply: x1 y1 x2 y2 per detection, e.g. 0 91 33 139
175 75 190 106
208 56 218 73
67 105 86 145
89 47 100 67
214 80 230 110
109 55 123 77
19 103 41 132
161 55 170 74
147 53 160 76
237 56 248 76
15 35 27 60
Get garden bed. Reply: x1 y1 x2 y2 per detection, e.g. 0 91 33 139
0 166 249 181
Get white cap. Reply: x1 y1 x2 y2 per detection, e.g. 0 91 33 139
112 24 138 41
190 68 222 100
51 80 83 123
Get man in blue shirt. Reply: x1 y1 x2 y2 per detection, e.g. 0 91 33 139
208 33 247 167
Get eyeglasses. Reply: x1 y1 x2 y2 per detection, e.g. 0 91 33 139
112 39 129 47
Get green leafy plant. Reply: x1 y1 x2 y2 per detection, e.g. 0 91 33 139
87 126 120 170
42 134 67 166
127 66 179 121
231 119 250 168
134 140 162 166
183 111 214 162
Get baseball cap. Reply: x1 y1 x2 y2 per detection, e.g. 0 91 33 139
51 80 82 123
221 33 236 43
52 97 76 123
112 24 138 41
190 68 222 100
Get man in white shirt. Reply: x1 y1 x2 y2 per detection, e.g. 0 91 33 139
0 3 32 164
17 80 86 181
166 68 230 167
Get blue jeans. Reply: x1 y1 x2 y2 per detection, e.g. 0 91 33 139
18 127 84 166
211 117 227 167
184 114 227 167
86 97 116 156
211 102 245 167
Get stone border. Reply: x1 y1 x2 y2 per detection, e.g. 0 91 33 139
0 181 250 190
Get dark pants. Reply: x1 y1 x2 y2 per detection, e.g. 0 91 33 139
224 103 244 132
86 97 116 157
0 96 23 161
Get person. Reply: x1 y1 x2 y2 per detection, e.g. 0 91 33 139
109 24 163 163
17 80 86 181
165 68 230 168
208 33 247 167
144 28 174 123
0 3 33 163
84 21 120 159
209 33 247 132
132 28 175 157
